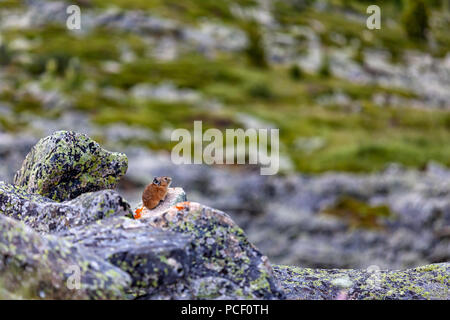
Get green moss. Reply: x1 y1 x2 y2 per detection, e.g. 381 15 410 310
249 269 271 292
242 22 267 69
322 196 393 229
288 64 304 81
0 0 22 9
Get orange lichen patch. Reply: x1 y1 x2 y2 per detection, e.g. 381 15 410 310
134 206 144 219
174 201 191 211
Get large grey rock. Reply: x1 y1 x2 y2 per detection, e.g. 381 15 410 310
14 130 128 202
0 181 131 233
4 130 286 299
140 202 285 299
0 214 130 299
60 216 193 294
58 202 285 299
133 187 187 218
273 263 450 300
121 148 450 270
1 129 447 300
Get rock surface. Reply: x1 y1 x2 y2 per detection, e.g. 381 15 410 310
14 130 128 202
60 202 285 299
0 214 130 299
120 148 450 270
273 263 449 300
0 131 448 299
0 181 131 233
60 216 193 295
140 202 285 299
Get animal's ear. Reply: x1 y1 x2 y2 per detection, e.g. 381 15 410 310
153 178 160 185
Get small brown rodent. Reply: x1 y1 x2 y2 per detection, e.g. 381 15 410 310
142 176 172 209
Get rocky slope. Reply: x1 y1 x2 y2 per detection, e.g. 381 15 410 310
1 130 449 271
0 131 448 299
1 0 450 175
274 263 449 300
0 0 449 272
118 147 450 270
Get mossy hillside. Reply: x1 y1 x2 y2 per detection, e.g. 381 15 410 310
73 0 258 24
0 0 22 9
60 215 194 294
0 181 132 233
247 97 450 172
273 0 450 57
0 1 449 173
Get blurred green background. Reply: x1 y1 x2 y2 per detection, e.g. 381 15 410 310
0 0 449 173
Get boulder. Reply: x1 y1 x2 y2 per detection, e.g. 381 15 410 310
0 214 130 299
60 216 193 294
140 201 286 299
0 181 131 233
1 131 448 300
60 201 285 299
121 148 450 270
14 130 128 202
273 263 450 300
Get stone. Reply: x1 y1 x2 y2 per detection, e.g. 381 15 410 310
1 129 447 300
0 214 130 299
141 201 285 299
14 130 128 202
60 216 193 294
0 181 131 233
122 148 450 270
273 263 450 300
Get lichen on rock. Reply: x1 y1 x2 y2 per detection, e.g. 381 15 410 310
141 202 286 299
273 263 450 300
0 214 131 299
0 181 132 233
60 216 193 293
14 130 128 202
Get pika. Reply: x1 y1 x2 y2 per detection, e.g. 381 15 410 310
142 176 172 210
